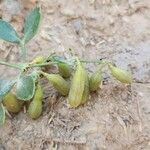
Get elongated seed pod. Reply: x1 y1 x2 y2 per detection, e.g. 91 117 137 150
108 63 132 84
58 63 71 78
28 100 42 119
31 55 46 64
28 84 43 119
42 72 70 96
81 71 89 105
68 59 85 108
33 83 43 100
89 69 103 92
3 92 23 113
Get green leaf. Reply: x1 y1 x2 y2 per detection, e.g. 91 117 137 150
0 20 20 43
16 75 35 101
0 79 16 101
0 103 5 125
23 7 41 44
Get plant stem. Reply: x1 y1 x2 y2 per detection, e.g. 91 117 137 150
30 59 109 68
80 60 100 64
20 43 27 62
30 62 57 68
0 60 22 70
80 59 108 64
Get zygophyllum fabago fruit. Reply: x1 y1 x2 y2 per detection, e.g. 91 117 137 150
81 70 90 105
68 58 86 108
42 72 70 96
57 63 71 78
89 69 103 92
28 83 43 119
3 92 23 113
108 63 132 84
30 55 46 64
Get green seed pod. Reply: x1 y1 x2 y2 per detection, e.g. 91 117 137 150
31 55 46 64
28 84 43 119
58 63 71 78
42 72 70 96
68 59 86 108
108 63 132 84
81 71 89 105
3 92 23 113
89 69 103 92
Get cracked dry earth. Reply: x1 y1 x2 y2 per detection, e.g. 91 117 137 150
0 0 150 150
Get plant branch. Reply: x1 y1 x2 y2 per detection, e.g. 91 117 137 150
0 60 22 70
30 59 109 68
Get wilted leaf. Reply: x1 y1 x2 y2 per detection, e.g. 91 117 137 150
0 20 20 43
16 75 35 101
0 103 5 125
0 79 16 101
23 7 41 44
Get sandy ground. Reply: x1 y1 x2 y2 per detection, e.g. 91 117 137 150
0 0 150 149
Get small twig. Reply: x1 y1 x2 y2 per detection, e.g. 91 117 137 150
23 105 27 113
131 84 143 132
4 45 14 59
5 109 12 118
48 113 55 124
116 116 128 137
50 138 86 145
136 95 143 132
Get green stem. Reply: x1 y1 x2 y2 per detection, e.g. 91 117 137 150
80 60 100 64
20 43 27 62
0 60 22 70
30 59 108 68
30 62 57 68
80 59 108 64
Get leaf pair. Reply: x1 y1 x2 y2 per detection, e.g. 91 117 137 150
0 7 41 45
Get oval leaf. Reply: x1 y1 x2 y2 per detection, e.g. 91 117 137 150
0 20 20 43
16 75 35 101
0 79 16 101
0 103 5 125
23 7 41 44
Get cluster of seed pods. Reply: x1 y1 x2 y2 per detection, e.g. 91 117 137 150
2 56 132 119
